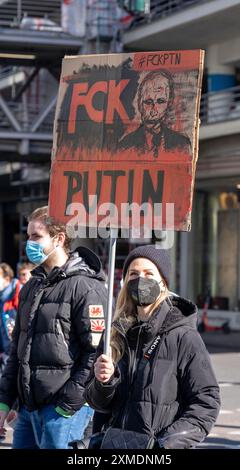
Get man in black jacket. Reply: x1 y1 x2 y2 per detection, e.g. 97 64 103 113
0 206 107 448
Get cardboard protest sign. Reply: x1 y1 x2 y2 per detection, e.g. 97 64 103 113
49 50 204 232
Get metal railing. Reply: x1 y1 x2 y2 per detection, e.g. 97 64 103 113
128 0 205 29
0 0 62 30
0 99 55 133
0 66 16 80
200 85 240 125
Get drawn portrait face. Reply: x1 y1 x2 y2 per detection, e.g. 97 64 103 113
139 74 170 132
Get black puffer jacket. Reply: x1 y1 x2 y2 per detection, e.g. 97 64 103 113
85 296 220 448
0 247 108 414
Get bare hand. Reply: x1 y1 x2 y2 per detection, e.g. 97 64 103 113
6 410 18 427
94 354 115 383
0 410 8 438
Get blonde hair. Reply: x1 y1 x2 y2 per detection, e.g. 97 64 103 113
110 270 169 364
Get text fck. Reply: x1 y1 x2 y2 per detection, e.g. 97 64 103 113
68 79 130 133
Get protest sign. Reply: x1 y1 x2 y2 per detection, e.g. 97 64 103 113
49 50 204 233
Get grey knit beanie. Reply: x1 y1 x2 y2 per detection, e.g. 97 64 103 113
123 245 171 287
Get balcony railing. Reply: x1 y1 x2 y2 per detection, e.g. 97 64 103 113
0 0 62 30
128 0 204 29
200 85 240 125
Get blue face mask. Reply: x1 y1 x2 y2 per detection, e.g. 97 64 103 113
26 239 57 265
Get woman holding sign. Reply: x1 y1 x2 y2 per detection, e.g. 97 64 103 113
85 245 220 449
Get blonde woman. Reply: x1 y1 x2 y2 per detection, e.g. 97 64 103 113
85 245 220 449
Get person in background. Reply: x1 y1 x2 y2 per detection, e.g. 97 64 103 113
0 206 108 449
0 263 21 363
17 262 35 286
85 245 220 449
0 263 21 441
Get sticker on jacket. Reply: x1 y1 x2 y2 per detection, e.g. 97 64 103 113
91 332 102 346
89 305 104 318
90 319 105 332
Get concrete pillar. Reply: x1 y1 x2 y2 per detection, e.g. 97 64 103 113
179 231 194 300
206 44 236 122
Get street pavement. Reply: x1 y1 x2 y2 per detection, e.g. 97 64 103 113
197 331 240 449
1 330 240 449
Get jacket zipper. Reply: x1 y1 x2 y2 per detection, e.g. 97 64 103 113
129 325 143 385
122 325 143 430
56 319 68 350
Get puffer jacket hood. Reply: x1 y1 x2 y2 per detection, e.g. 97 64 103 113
160 294 198 333
31 246 105 283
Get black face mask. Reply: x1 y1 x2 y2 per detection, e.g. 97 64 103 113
127 277 161 306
